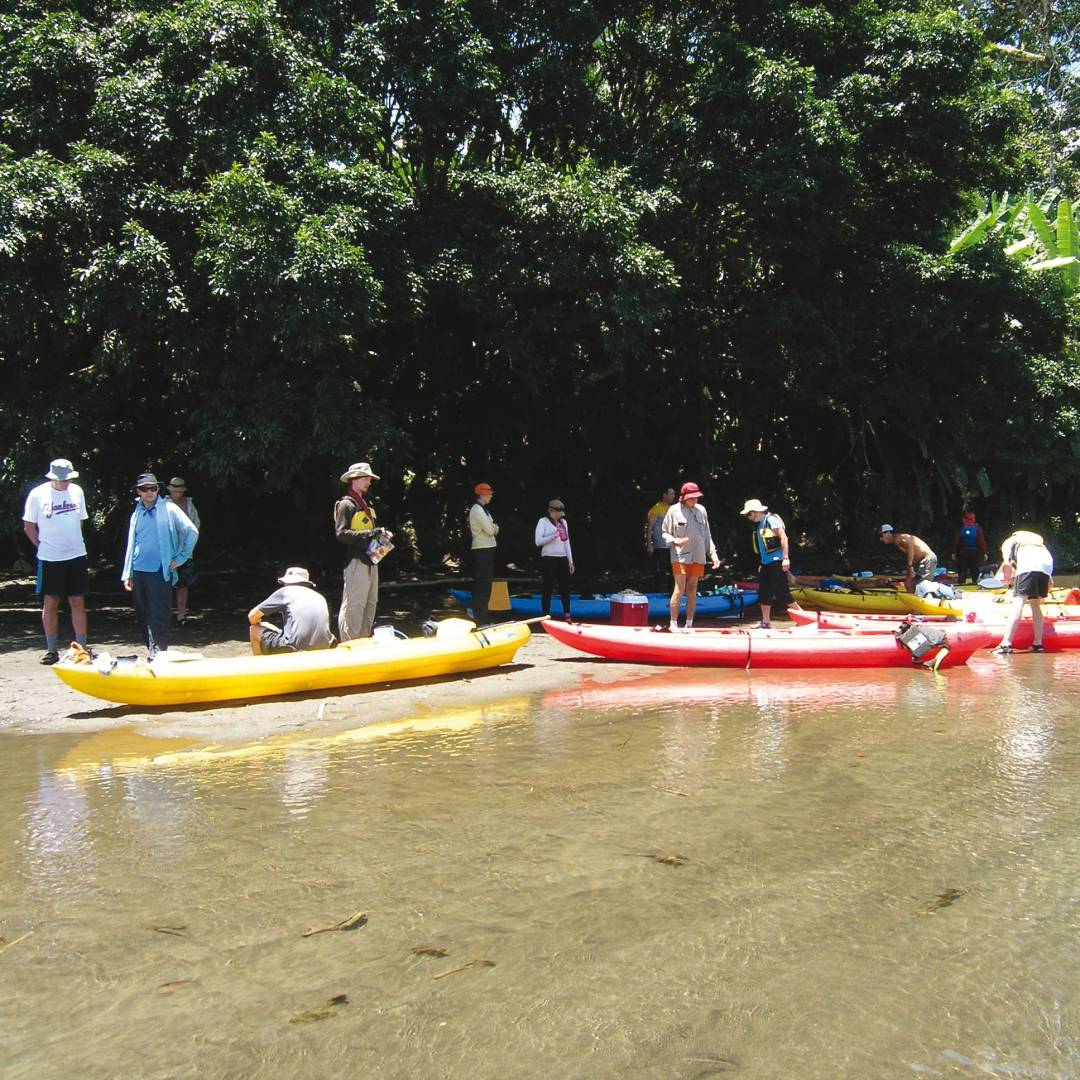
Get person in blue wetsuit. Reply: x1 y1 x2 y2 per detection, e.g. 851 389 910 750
951 512 987 585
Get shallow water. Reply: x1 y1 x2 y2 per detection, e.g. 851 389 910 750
3 656 1080 1079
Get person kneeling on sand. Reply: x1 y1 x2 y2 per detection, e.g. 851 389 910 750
248 567 335 655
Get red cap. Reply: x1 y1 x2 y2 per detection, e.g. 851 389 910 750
680 482 702 501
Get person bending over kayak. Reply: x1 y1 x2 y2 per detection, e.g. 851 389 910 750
248 567 335 655
992 531 1054 655
879 525 937 591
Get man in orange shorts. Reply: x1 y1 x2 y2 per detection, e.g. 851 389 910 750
661 482 720 632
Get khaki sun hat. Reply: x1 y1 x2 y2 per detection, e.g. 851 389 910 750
740 498 767 516
340 462 380 482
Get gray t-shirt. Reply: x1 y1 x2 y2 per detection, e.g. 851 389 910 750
258 585 334 651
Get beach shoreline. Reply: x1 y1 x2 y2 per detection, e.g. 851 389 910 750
0 584 659 741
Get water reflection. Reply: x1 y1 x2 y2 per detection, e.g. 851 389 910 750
4 664 1080 1079
23 762 91 877
542 666 904 715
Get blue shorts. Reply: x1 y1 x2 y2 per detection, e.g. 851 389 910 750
260 627 296 654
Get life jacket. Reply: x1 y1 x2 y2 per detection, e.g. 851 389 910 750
755 515 784 564
338 494 375 533
960 524 979 549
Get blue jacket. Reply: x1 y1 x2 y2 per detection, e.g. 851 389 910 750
122 497 199 584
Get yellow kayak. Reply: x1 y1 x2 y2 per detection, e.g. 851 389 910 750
894 592 964 618
52 618 531 707
790 586 913 615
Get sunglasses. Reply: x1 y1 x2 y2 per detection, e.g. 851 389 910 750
138 485 159 492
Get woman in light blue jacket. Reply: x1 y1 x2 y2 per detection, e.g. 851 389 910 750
121 472 199 657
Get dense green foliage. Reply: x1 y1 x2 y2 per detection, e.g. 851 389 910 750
2 0 1079 577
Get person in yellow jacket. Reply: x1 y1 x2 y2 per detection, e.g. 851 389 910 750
645 486 676 587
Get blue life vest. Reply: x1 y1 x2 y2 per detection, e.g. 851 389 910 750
960 525 979 549
755 515 784 565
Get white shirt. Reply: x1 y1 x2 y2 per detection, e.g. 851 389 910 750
23 481 89 562
535 516 573 561
1013 542 1053 576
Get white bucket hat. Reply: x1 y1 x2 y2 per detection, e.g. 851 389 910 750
46 458 79 481
739 498 768 516
278 567 315 587
340 462 380 482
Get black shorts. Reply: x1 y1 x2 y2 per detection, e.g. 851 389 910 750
38 556 89 598
1014 571 1050 599
758 560 792 607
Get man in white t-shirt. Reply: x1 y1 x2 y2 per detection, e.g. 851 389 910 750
22 458 90 665
992 530 1054 655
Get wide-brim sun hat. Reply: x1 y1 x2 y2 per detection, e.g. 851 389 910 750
169 477 187 489
135 472 160 489
739 498 767 516
341 462 380 482
278 566 316 587
46 458 79 481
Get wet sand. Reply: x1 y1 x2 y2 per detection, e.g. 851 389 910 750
0 577 658 740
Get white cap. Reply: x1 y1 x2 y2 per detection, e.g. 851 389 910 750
739 498 768 516
879 524 894 534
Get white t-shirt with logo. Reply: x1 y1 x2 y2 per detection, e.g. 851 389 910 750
23 482 89 562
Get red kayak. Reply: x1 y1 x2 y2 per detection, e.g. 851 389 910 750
789 608 1080 651
542 619 995 668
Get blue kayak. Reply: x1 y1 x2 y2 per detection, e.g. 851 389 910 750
450 589 758 620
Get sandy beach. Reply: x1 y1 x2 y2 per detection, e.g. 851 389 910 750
0 573 657 742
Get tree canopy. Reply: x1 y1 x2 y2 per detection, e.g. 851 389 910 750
2 0 1078 574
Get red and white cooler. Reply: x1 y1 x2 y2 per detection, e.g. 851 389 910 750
609 590 650 626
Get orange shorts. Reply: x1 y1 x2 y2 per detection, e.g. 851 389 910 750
672 562 704 579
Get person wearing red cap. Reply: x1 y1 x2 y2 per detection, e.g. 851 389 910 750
661 482 719 632
468 482 499 625
951 512 987 585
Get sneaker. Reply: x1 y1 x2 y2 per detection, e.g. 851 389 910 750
1030 644 1045 653
40 651 60 665
991 644 1013 655
176 616 186 627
